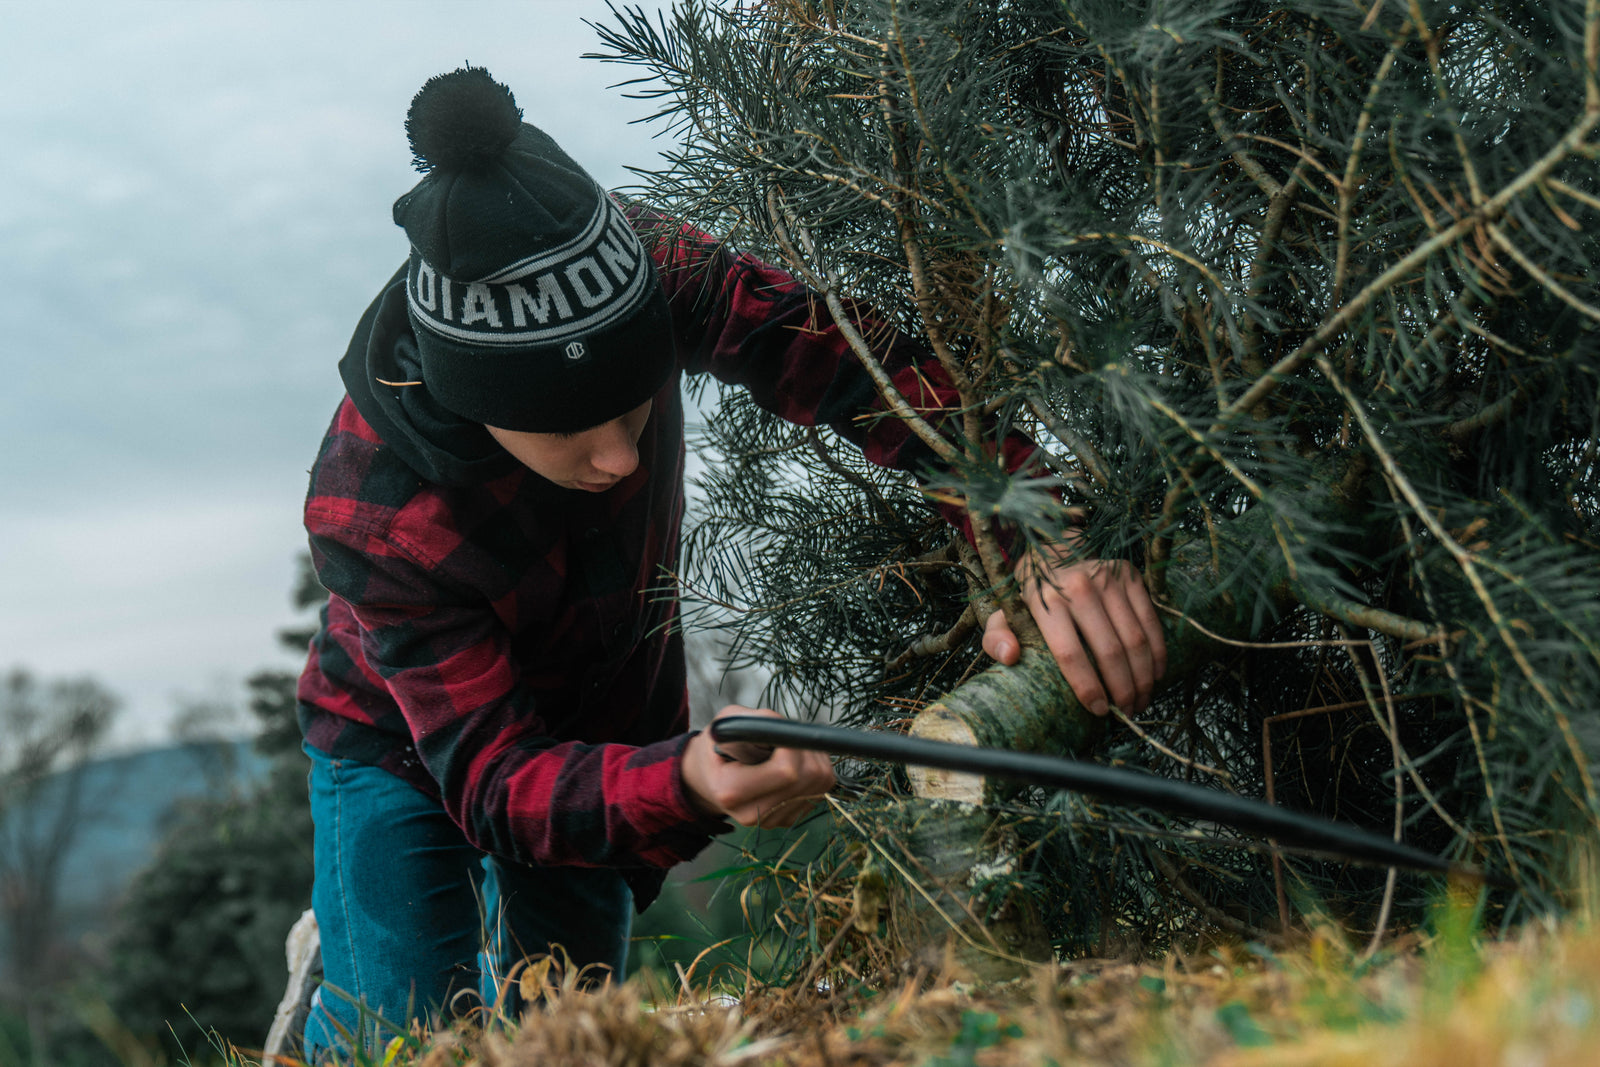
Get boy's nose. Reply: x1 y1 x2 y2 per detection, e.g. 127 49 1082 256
589 421 640 478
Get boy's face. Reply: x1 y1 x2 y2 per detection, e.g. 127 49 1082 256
485 399 653 493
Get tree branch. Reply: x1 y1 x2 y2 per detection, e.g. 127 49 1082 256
1333 32 1409 305
885 604 978 674
1296 592 1435 643
1217 100 1600 428
1486 223 1600 324
765 186 958 466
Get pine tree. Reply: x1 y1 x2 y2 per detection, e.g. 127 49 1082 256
104 556 324 1059
0 671 117 1066
595 0 1600 953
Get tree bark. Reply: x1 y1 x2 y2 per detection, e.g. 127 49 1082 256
894 802 1054 984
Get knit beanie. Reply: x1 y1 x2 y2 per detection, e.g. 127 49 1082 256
390 66 674 433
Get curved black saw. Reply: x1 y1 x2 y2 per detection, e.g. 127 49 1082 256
709 715 1502 886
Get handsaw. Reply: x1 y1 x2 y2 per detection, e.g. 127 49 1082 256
708 715 1504 886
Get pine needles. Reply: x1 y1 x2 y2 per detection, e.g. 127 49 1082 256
595 0 1600 947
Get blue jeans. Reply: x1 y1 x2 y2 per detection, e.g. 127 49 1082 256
302 743 633 1061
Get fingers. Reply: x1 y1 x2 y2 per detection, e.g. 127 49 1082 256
681 707 836 829
1089 567 1157 714
1127 569 1169 679
724 747 835 828
982 609 1021 665
1021 569 1113 716
1017 551 1169 717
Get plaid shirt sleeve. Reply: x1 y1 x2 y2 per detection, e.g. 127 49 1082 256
635 207 1042 536
305 458 724 870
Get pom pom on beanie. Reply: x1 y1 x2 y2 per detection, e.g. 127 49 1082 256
405 65 523 173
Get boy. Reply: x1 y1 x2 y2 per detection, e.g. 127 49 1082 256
296 66 1164 1057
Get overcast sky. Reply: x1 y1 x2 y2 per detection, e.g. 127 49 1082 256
0 0 681 747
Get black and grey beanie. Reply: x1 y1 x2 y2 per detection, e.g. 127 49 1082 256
390 66 673 433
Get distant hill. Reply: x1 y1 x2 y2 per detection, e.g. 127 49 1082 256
1 740 271 959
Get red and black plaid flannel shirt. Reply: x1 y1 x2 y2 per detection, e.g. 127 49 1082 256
297 210 1029 880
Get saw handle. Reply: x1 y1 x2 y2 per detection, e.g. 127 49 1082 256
712 739 775 765
708 719 775 765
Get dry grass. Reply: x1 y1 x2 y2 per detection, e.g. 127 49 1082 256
280 892 1599 1067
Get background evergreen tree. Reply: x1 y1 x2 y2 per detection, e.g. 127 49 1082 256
596 0 1600 953
0 670 117 1066
103 556 324 1061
